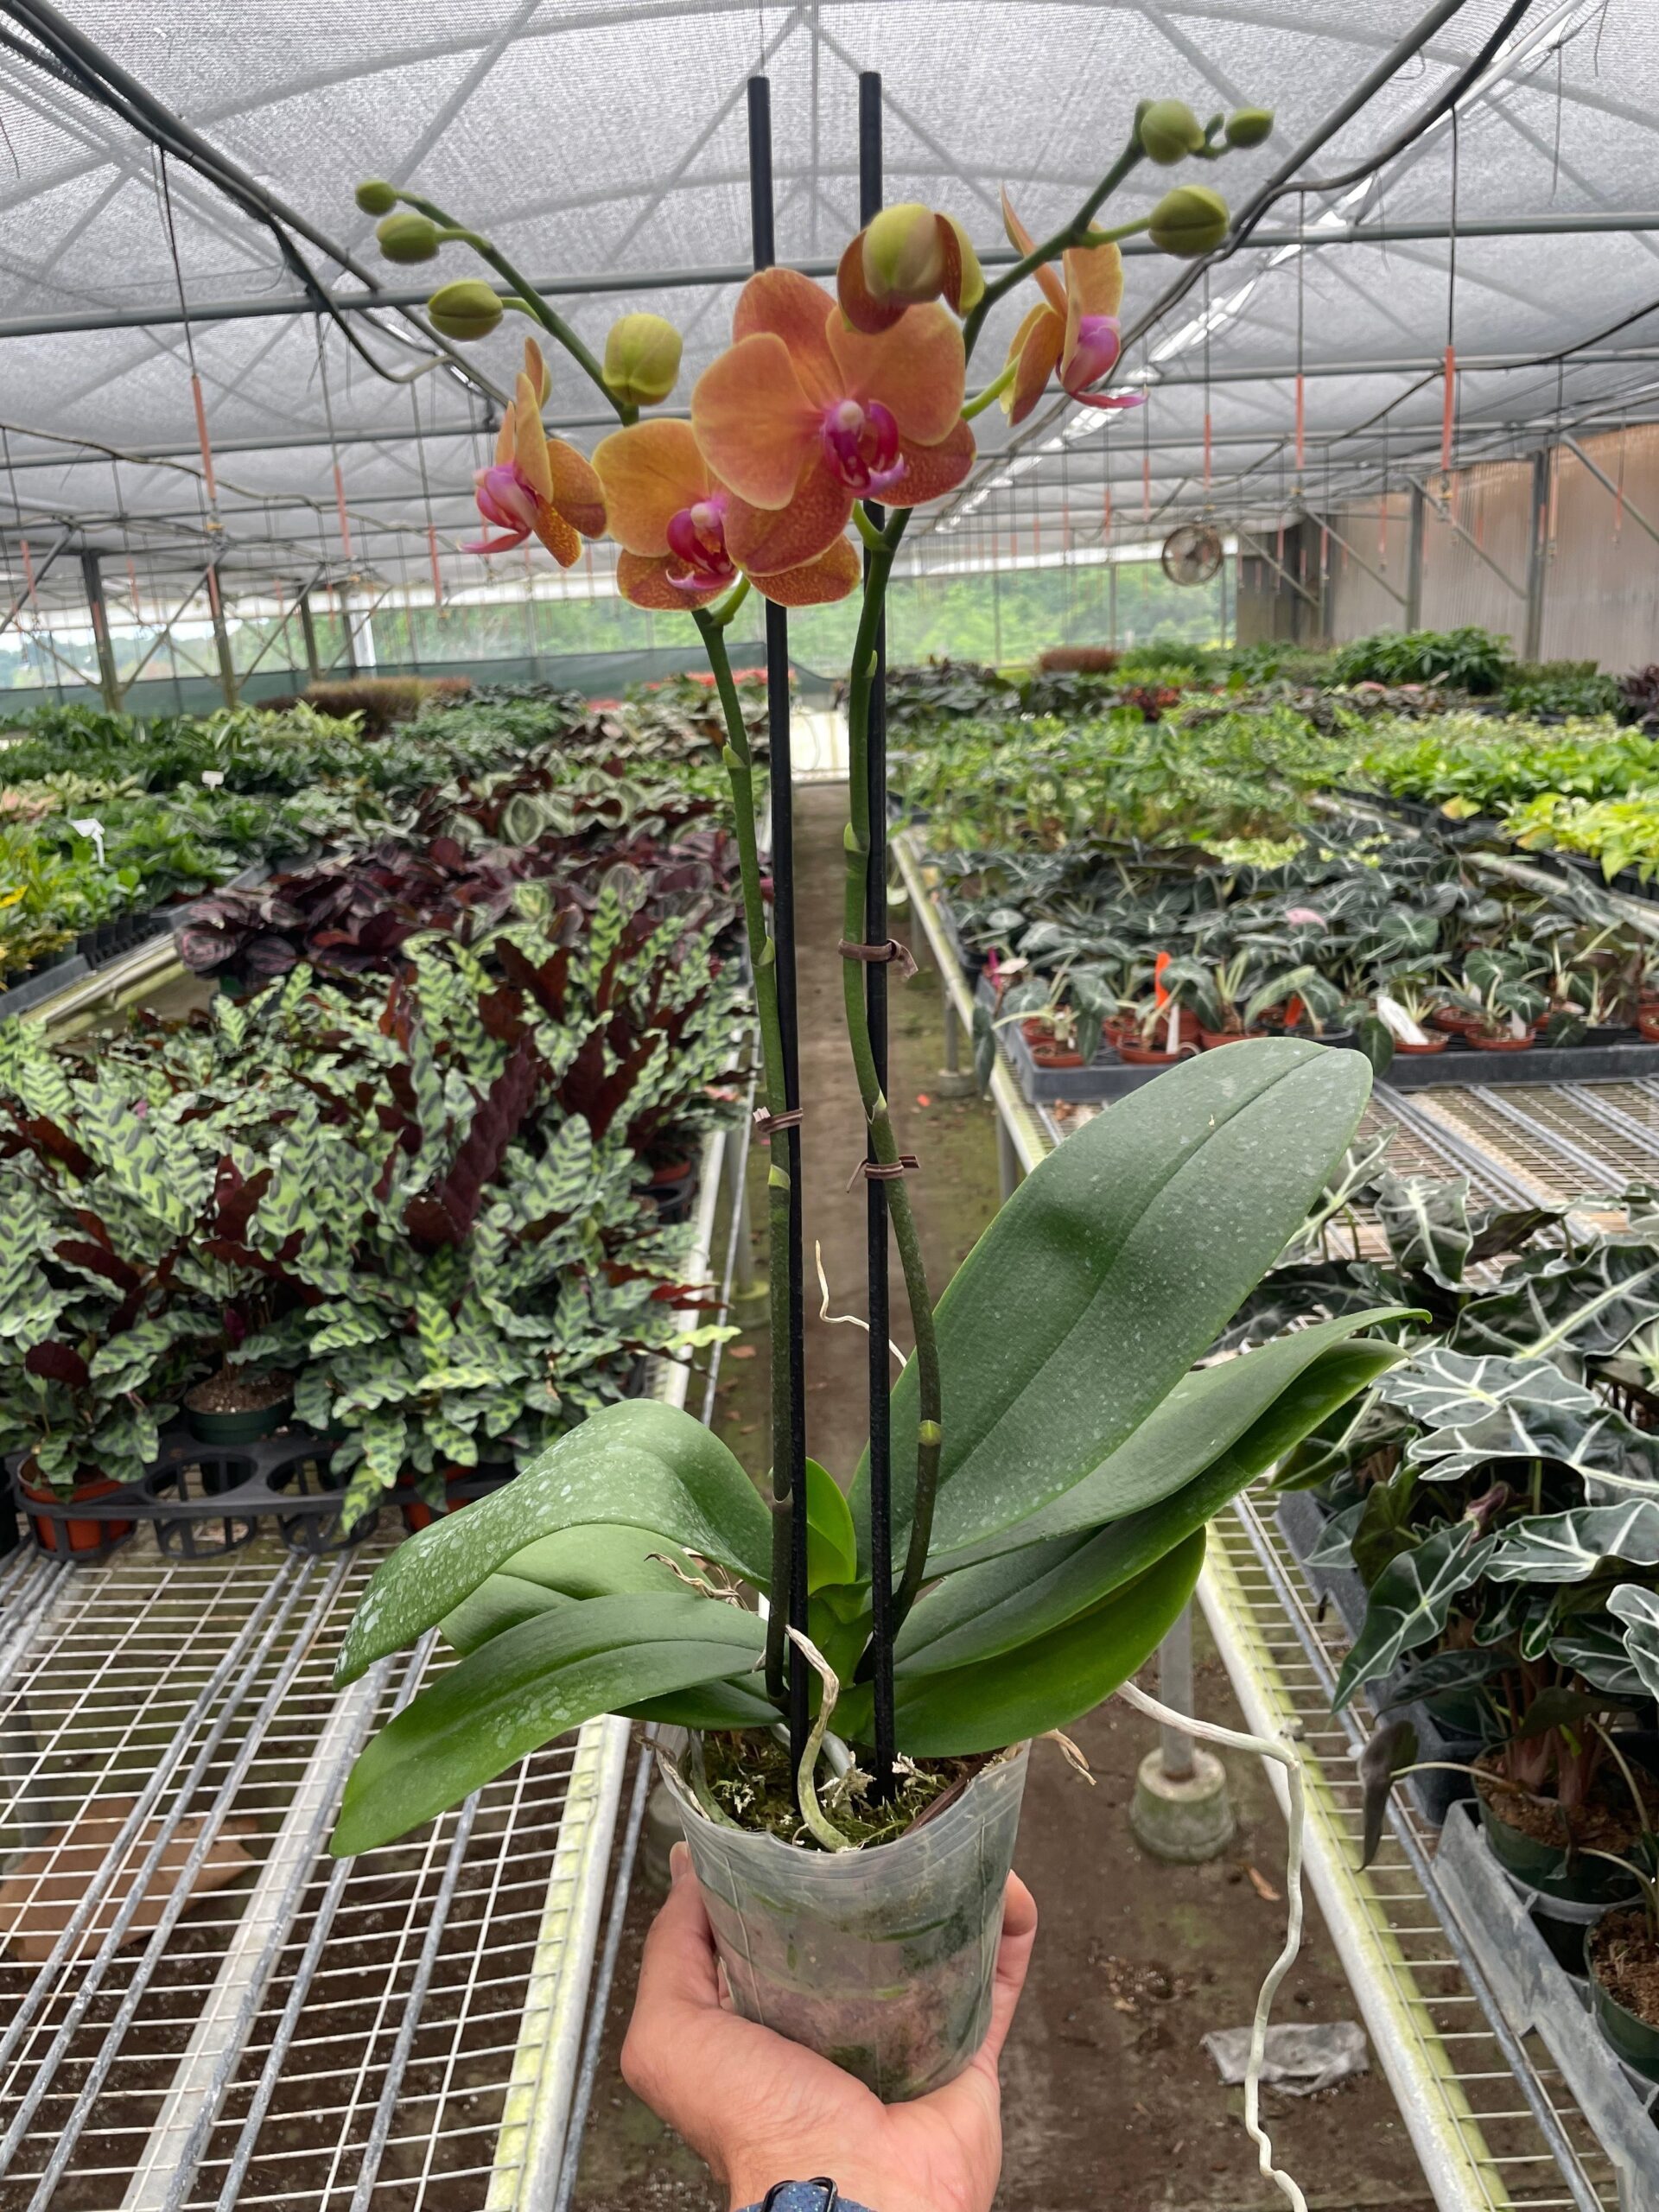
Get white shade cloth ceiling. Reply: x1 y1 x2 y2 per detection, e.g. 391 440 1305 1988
2 0 1656 604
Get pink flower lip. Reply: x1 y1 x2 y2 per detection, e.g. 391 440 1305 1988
1062 314 1122 395
462 461 542 554
664 493 737 594
819 397 906 494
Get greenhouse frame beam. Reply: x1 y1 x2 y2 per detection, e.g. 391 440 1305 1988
3 211 1658 344
1408 475 1528 600
1560 433 1659 553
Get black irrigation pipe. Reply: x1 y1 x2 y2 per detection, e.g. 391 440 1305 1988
859 72 898 1802
746 74 810 1793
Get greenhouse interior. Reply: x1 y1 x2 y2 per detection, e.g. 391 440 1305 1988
16 2 1659 2209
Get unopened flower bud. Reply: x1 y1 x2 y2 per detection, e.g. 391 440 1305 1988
1225 107 1275 148
354 180 398 216
863 202 946 302
427 279 505 341
1139 99 1205 165
602 313 683 406
1149 183 1230 257
376 211 440 264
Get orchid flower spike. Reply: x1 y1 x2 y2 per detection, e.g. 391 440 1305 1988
836 203 985 333
594 418 858 609
464 337 606 563
690 267 974 579
999 189 1145 427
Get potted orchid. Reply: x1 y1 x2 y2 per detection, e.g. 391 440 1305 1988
326 95 1404 2103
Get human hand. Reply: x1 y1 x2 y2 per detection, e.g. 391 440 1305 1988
622 1844 1038 2212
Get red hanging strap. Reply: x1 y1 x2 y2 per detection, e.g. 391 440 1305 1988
21 538 37 603
334 463 353 564
190 372 218 505
1440 345 1457 475
428 524 444 607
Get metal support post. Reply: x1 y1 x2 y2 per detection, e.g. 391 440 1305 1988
337 583 359 674
79 549 121 711
1524 448 1551 663
935 994 976 1098
1404 482 1426 631
297 589 322 683
1128 1604 1236 1862
996 1115 1020 1205
207 566 238 709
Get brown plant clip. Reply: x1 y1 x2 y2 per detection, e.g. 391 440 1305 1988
836 937 918 982
752 1105 804 1141
845 1153 921 1192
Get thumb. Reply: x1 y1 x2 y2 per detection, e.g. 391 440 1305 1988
636 1844 722 2015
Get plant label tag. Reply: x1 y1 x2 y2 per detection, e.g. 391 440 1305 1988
69 817 106 866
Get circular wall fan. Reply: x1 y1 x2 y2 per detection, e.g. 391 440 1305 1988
1161 524 1224 585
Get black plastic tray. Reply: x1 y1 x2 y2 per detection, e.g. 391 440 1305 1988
998 991 1659 1106
9 1426 513 1562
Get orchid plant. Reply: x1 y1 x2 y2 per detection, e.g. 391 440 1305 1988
321 98 1412 1878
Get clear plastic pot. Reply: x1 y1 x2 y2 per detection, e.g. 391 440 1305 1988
656 1730 1029 2101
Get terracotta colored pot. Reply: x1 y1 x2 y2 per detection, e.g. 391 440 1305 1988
1433 1007 1481 1036
1394 1033 1451 1055
400 1463 515 1534
1030 1043 1086 1069
19 1464 135 1557
1638 1008 1659 1043
1101 1017 1137 1050
1116 1039 1194 1066
1468 1027 1539 1052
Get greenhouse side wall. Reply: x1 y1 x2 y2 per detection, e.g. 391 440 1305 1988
1312 423 1659 667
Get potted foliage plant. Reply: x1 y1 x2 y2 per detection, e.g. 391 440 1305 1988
321 93 1429 2107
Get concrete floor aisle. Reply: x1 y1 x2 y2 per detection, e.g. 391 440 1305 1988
572 781 1433 2212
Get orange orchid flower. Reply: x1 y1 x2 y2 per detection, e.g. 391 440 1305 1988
690 268 974 576
463 338 606 564
594 418 859 610
999 191 1144 428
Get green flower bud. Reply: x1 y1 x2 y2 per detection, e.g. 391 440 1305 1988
354 180 398 216
1149 183 1230 258
376 211 440 264
1225 107 1275 149
426 279 505 342
1139 99 1205 165
863 202 946 301
602 312 683 406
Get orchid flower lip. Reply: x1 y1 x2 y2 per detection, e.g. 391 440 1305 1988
664 491 738 593
819 395 906 495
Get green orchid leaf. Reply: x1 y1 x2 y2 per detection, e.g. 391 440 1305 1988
440 1525 708 1655
334 1400 772 1685
622 1680 779 1728
855 1043 1372 1572
893 1530 1204 1756
333 1592 766 1854
1486 1501 1659 1584
805 1457 857 1593
898 1337 1399 1676
928 1309 1412 1574
1332 1519 1497 1708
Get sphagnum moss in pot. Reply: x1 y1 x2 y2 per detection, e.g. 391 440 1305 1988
326 93 1408 2113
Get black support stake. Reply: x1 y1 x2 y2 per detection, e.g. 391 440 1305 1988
858 70 897 1801
747 76 810 1789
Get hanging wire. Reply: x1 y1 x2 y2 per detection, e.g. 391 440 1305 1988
153 148 220 532
1202 268 1213 500
1440 108 1459 483
410 377 444 613
315 318 354 569
1294 192 1306 484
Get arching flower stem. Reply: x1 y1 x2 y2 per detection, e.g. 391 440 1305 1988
962 357 1020 421
961 134 1146 362
394 189 634 423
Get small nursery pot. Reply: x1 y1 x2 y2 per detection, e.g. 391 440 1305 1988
1432 1007 1482 1036
18 1463 136 1558
1393 1033 1451 1056
1468 1027 1539 1053
184 1378 294 1446
1586 1909 1659 2083
1479 1795 1642 1907
1638 1008 1659 1043
658 1731 1029 2101
1115 1039 1193 1065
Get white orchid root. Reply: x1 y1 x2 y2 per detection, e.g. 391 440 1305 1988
1116 1676 1309 2212
785 1626 858 1852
